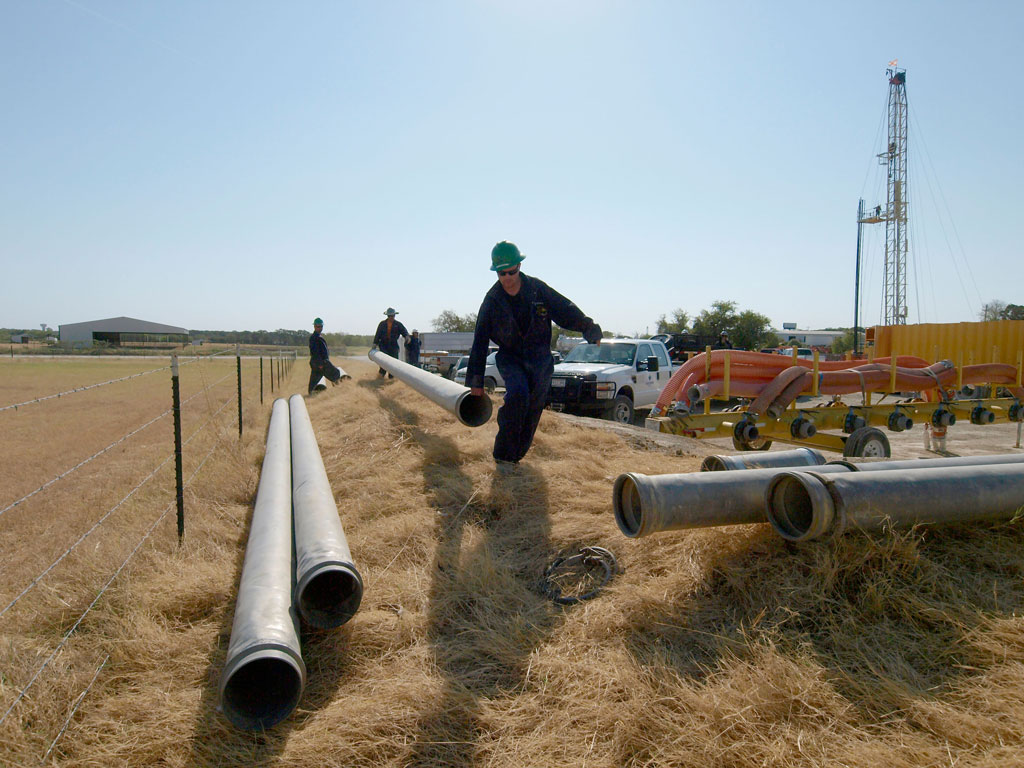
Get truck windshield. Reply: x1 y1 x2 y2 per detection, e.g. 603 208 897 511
563 344 636 365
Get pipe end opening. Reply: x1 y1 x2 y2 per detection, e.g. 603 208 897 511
222 656 303 731
613 475 644 537
766 475 816 541
458 393 493 427
700 456 729 472
298 566 364 629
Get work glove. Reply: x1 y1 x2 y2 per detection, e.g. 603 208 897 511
583 324 603 345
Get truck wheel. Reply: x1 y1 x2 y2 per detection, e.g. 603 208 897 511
484 377 497 394
605 395 634 424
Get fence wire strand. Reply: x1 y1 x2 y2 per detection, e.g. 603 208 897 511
40 653 108 765
0 365 170 413
0 388 239 618
0 370 236 522
0 438 220 728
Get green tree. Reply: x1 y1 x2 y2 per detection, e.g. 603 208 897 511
655 308 690 334
432 310 477 332
831 328 858 355
1004 303 1024 320
731 309 775 351
691 300 738 338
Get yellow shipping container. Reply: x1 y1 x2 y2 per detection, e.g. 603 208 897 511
870 320 1024 374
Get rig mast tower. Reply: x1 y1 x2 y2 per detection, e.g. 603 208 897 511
858 66 909 325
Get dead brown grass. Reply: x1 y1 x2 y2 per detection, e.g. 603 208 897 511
2 356 1024 767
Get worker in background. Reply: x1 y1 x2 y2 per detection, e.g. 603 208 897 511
468 241 602 474
405 329 422 368
714 331 733 350
308 317 341 394
373 307 410 378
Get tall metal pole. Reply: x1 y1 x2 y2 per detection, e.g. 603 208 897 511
854 198 864 355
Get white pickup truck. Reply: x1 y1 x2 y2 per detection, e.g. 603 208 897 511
546 338 676 423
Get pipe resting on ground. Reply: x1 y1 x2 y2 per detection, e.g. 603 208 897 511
614 454 1024 540
766 460 1024 542
290 394 363 629
219 398 306 730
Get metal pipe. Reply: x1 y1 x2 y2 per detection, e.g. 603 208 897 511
614 453 1024 540
766 459 1024 542
314 367 351 391
289 394 363 629
368 349 492 427
219 398 306 730
700 447 827 472
614 463 855 538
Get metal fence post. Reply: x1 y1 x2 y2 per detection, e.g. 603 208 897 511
236 344 243 438
171 354 185 543
260 356 264 405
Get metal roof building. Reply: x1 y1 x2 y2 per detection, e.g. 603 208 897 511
59 316 190 346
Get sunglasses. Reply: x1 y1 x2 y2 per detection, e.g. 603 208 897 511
497 265 520 277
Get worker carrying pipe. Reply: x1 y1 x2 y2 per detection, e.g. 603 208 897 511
373 307 410 379
466 241 603 474
308 317 343 395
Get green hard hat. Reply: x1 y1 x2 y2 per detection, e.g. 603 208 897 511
490 241 525 271
313 317 324 326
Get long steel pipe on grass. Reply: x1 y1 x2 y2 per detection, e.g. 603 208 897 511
368 349 492 427
220 398 306 730
289 394 364 629
614 454 1024 539
766 457 1024 542
700 447 827 471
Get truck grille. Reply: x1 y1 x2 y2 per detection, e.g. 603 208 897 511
547 375 595 405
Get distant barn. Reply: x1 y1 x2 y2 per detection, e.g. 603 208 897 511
58 316 190 347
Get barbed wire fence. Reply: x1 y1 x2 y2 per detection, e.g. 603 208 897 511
0 345 296 762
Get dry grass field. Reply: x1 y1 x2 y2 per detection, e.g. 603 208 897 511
2 356 1024 767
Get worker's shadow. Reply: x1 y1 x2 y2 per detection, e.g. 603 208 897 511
406 460 559 767
370 387 562 766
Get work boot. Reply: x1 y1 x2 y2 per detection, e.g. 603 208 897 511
494 460 519 476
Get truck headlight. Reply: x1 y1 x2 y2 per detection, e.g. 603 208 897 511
595 382 616 400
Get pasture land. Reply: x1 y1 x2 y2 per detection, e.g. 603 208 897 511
2 356 1023 767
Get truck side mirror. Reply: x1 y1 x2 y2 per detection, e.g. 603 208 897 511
647 356 659 372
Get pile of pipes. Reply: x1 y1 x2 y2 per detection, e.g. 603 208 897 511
652 351 1024 415
369 349 492 427
219 394 363 730
613 447 1024 543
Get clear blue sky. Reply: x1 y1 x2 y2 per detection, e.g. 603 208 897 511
2 1 1021 336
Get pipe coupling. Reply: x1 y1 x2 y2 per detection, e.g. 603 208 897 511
931 409 956 428
790 417 817 439
970 406 995 425
887 411 913 432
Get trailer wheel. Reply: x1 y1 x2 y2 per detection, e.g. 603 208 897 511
484 377 497 394
731 435 773 451
842 426 890 458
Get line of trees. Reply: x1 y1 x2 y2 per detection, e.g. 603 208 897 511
189 329 374 349
980 301 1024 321
655 300 777 351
